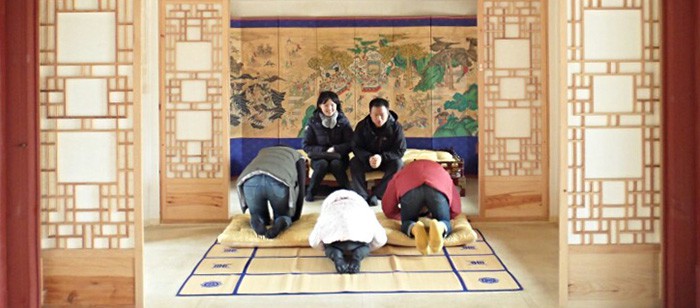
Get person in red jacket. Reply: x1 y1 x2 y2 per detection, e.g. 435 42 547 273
382 160 462 255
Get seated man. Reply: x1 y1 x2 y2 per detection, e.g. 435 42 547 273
309 189 387 274
236 146 306 239
381 160 462 255
350 98 407 206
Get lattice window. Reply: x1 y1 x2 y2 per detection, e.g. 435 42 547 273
39 0 137 249
566 0 661 245
163 3 227 179
481 0 546 177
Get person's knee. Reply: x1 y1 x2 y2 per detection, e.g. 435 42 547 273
349 157 363 169
384 158 403 173
349 159 366 177
313 159 330 170
329 159 343 170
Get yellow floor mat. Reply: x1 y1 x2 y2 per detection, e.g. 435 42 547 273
179 230 522 296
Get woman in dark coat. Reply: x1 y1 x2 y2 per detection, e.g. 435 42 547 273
302 91 354 201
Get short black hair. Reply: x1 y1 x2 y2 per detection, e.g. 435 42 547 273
368 97 389 111
315 91 342 112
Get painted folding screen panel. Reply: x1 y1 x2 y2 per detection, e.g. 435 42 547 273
565 0 661 304
228 18 478 176
479 0 549 220
160 0 230 222
39 0 141 305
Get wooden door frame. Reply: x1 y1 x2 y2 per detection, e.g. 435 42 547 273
661 0 700 306
1 0 698 306
0 0 41 307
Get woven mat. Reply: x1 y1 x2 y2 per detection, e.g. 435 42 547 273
179 230 522 296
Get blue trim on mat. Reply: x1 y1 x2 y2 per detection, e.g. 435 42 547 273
246 269 454 276
477 230 524 292
231 16 477 28
443 246 468 291
176 241 219 296
177 229 524 296
232 247 258 295
251 253 445 259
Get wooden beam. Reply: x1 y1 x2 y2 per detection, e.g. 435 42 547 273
662 0 700 307
0 0 40 307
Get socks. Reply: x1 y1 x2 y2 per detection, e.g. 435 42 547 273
428 219 446 254
411 221 429 255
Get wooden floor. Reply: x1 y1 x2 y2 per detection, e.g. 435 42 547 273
145 183 558 307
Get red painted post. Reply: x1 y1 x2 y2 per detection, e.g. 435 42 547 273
0 0 41 307
662 0 700 307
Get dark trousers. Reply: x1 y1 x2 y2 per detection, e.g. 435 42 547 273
349 156 403 200
308 158 349 195
400 184 452 236
241 174 292 233
324 241 370 274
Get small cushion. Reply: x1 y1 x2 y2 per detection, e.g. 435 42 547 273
217 213 319 247
379 213 477 247
217 213 477 248
403 149 457 162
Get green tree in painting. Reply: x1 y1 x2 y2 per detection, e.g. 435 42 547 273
414 37 477 92
434 84 478 137
297 105 317 137
307 46 354 76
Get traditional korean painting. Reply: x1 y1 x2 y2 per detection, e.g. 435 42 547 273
229 18 478 174
230 18 477 136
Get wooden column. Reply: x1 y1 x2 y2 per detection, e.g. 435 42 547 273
662 0 700 306
0 0 41 307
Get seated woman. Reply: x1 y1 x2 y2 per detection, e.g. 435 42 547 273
302 91 353 201
309 189 387 274
236 146 306 239
381 160 462 255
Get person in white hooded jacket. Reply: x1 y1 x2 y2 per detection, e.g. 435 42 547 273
309 189 387 274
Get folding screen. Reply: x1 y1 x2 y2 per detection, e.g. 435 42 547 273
564 0 662 304
478 0 549 220
39 0 141 305
228 18 479 177
160 0 230 222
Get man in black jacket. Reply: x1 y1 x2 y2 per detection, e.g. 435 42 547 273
350 98 407 206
